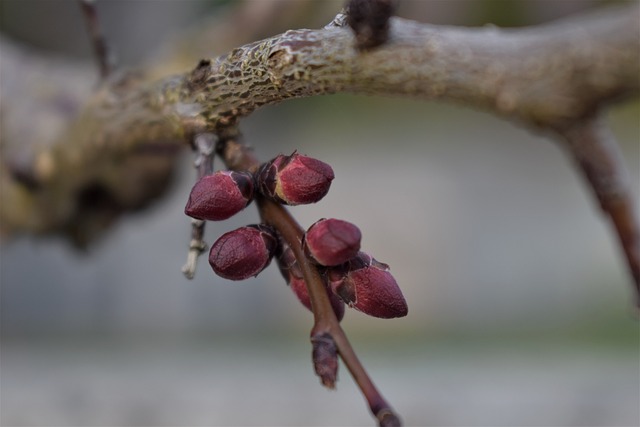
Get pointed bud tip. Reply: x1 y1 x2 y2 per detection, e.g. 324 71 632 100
351 265 408 318
258 153 334 205
331 252 408 319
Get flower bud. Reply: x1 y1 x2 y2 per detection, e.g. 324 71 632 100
257 152 334 205
277 244 345 321
303 218 361 266
311 332 338 389
289 274 345 321
329 252 408 319
185 171 254 221
209 225 278 280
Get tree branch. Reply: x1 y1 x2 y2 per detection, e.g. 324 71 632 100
2 4 638 281
555 117 640 302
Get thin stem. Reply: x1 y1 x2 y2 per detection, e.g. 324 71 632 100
216 133 400 425
182 133 216 279
258 198 400 426
557 116 640 305
78 0 114 79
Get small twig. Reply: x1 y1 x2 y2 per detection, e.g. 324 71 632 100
5 5 637 242
215 133 402 426
193 133 216 177
324 8 348 29
78 0 114 79
557 116 640 305
182 133 217 279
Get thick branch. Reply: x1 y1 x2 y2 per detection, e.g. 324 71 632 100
188 4 639 128
2 5 638 242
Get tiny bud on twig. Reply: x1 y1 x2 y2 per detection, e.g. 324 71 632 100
346 0 396 50
311 332 339 389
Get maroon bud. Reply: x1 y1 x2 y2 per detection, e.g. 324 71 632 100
257 152 334 205
303 218 361 266
277 243 345 321
209 225 278 280
327 265 356 306
311 332 339 389
329 252 408 319
185 171 254 221
289 274 345 321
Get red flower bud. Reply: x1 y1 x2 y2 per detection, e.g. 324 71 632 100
329 252 407 319
185 171 254 221
277 244 345 321
209 225 278 280
303 218 361 266
257 152 334 205
289 274 345 321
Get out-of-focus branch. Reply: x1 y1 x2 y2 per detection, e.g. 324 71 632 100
0 0 315 245
1 4 638 249
556 117 640 301
78 0 114 79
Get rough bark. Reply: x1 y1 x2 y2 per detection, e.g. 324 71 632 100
1 4 638 246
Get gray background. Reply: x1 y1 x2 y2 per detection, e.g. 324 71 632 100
1 1 638 425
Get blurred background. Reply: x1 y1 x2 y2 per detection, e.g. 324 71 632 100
1 1 638 426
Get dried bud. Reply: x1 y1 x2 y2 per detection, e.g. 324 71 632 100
377 410 402 427
209 225 278 280
329 252 407 319
303 218 361 266
185 171 254 221
347 0 396 50
257 152 334 205
277 244 345 321
311 332 339 389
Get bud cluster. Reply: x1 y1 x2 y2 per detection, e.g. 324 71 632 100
278 218 407 319
184 150 407 319
185 152 334 223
